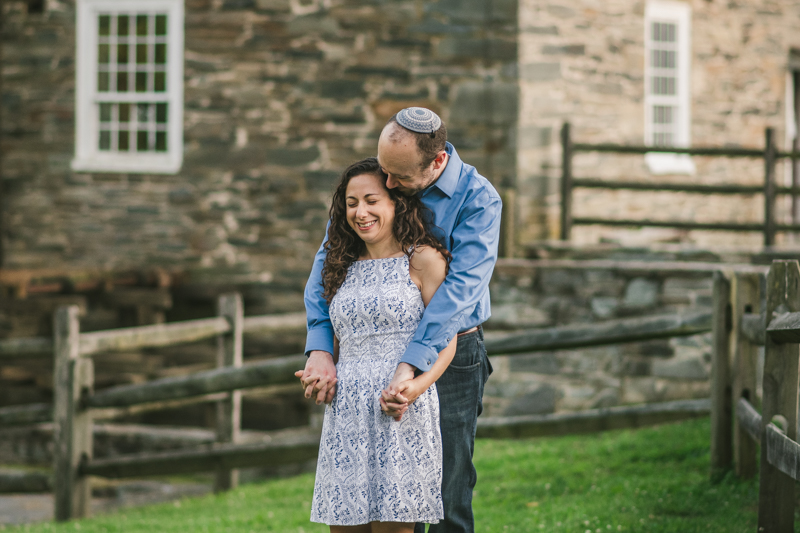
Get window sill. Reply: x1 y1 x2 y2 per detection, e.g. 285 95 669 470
71 155 181 174
645 152 696 175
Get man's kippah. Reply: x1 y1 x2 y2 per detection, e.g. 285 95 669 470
396 107 442 134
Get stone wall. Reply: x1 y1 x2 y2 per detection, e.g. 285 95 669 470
2 0 517 284
481 243 766 417
517 0 800 248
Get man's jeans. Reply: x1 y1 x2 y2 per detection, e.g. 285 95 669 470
415 328 492 533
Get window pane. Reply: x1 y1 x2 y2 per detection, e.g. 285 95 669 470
155 44 167 64
137 103 150 122
118 15 129 36
100 103 112 122
155 15 167 36
136 15 148 36
136 72 148 92
99 15 110 36
154 72 166 92
136 44 148 64
155 131 167 152
119 130 130 151
117 44 129 65
137 130 149 151
156 103 168 123
99 130 111 150
119 103 131 122
117 72 128 92
99 44 110 63
98 72 110 92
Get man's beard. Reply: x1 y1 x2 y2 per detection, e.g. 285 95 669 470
400 166 437 195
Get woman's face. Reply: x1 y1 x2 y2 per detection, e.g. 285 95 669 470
345 173 396 247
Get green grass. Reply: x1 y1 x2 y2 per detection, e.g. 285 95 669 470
3 417 773 532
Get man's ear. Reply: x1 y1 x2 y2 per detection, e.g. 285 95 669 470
432 151 448 170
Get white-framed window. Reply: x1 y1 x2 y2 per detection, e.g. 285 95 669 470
72 0 183 174
644 1 694 175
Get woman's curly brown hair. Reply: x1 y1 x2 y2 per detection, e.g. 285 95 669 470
322 157 451 303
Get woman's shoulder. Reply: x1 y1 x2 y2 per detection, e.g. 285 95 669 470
409 245 447 273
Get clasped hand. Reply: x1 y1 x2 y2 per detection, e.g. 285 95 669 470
296 355 421 421
380 363 423 421
295 350 338 405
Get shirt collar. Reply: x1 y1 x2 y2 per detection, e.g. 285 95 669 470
422 142 460 199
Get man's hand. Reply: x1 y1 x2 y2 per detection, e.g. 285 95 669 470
295 350 337 405
380 363 417 420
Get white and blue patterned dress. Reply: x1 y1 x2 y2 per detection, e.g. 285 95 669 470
310 256 444 526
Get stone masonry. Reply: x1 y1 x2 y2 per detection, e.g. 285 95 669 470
2 0 517 285
517 0 800 248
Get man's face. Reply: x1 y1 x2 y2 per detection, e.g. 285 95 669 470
377 125 438 195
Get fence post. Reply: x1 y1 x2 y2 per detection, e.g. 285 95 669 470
710 271 734 479
52 306 94 520
214 293 243 492
732 272 760 479
560 122 573 241
764 127 777 247
757 260 800 532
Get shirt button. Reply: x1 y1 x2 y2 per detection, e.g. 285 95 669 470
427 360 431 365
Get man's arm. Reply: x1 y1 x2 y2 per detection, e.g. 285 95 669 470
300 228 338 404
401 189 502 371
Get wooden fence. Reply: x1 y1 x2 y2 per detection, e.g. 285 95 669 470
559 123 800 246
0 286 720 521
710 260 800 532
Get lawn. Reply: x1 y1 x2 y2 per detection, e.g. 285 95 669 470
2 417 775 532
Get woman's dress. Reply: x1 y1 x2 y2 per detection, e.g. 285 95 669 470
310 256 443 526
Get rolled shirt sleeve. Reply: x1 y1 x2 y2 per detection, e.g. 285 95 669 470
400 189 502 371
304 227 335 357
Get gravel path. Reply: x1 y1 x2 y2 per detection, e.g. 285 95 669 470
0 480 211 526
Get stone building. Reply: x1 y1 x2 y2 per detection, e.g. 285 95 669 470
0 0 797 432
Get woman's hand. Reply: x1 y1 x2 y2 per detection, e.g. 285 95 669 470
295 350 338 405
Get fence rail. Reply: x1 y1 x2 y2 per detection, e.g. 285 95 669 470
560 123 800 245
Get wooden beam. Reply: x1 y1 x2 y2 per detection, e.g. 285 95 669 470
0 337 53 358
53 306 94 521
87 355 307 409
0 471 52 494
767 311 800 343
758 260 800 532
0 403 52 426
82 430 321 479
710 271 734 478
572 178 764 195
732 273 762 479
560 122 573 240
572 142 763 157
572 217 764 233
740 312 766 346
78 317 230 356
214 293 243 493
475 399 710 439
495 258 768 276
736 398 762 445
242 312 306 333
765 424 800 482
483 311 711 356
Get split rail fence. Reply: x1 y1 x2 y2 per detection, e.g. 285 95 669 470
5 260 800 528
0 287 718 521
711 259 800 532
560 123 800 246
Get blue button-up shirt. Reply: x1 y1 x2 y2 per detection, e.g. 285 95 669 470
303 142 502 372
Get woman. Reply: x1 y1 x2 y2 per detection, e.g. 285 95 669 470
303 157 457 533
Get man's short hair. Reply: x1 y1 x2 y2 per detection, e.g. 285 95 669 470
387 113 448 168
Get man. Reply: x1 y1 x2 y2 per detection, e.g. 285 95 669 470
300 107 502 532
